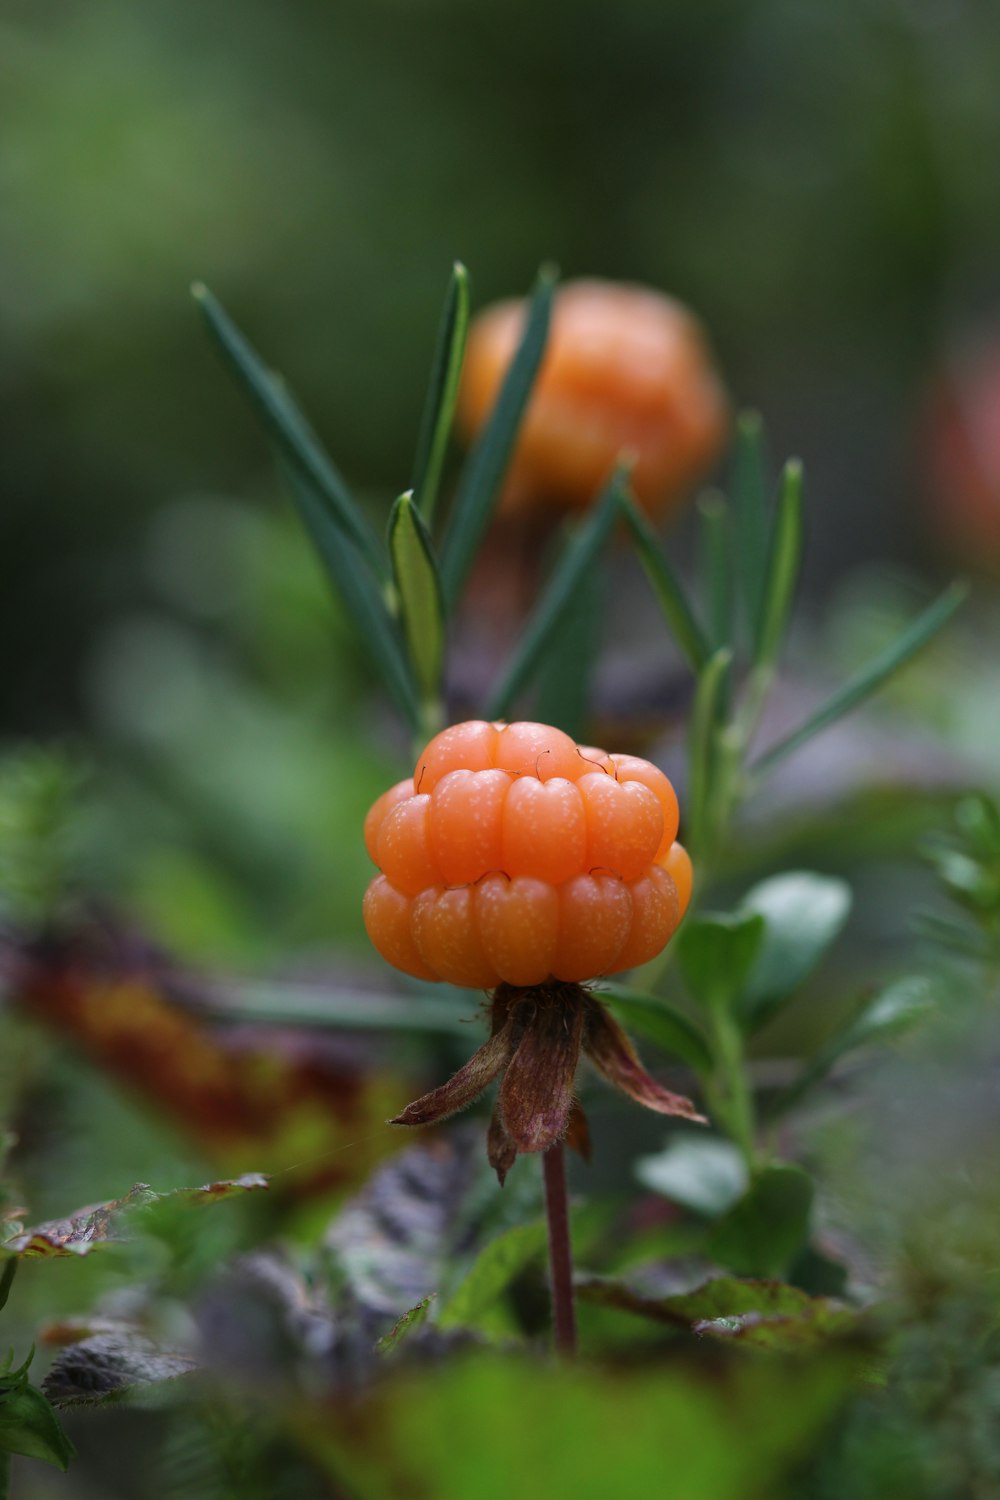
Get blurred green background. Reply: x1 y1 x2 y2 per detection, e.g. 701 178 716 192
5 0 1000 737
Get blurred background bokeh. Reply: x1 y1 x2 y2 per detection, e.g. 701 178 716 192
5 0 1000 968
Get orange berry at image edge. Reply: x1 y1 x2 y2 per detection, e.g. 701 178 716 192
456 279 730 521
363 721 703 1184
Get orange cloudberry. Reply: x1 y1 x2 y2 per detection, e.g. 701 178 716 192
456 280 729 520
364 721 703 1182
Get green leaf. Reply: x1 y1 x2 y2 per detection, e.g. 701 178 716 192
595 984 713 1073
375 1296 436 1354
531 558 601 739
738 872 852 1029
437 1220 548 1330
0 1379 74 1470
412 262 471 524
191 979 476 1035
484 470 623 720
635 1136 748 1217
772 975 936 1116
730 411 769 645
387 490 447 704
440 268 555 607
279 460 421 730
618 490 711 672
676 911 766 1009
751 579 970 775
322 1347 857 1500
687 646 733 856
576 1272 838 1334
0 1262 14 1314
192 283 385 580
699 492 733 652
706 1164 814 1278
753 459 804 669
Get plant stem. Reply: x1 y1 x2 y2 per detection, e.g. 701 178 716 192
542 1142 577 1358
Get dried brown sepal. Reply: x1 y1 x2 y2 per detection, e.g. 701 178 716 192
389 1017 517 1127
583 994 707 1123
487 1100 518 1186
499 995 586 1154
563 1100 592 1162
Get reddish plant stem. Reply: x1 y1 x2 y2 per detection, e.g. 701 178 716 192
542 1141 577 1357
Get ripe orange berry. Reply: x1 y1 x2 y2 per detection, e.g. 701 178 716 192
456 279 729 519
363 720 691 987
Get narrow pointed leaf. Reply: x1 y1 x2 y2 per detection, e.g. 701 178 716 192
751 580 970 774
564 1101 592 1162
280 460 421 730
619 490 711 671
485 471 622 719
192 283 385 579
440 268 556 606
595 983 713 1073
687 646 732 856
531 559 601 739
0 1260 14 1313
770 975 936 1116
387 491 447 703
412 262 471 523
730 411 769 642
699 492 733 652
754 459 804 669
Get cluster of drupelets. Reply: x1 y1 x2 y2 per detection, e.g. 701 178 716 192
363 720 692 990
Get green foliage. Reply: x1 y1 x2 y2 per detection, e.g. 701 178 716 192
412 262 470 524
706 1164 814 1279
439 268 555 608
437 1220 548 1330
677 911 766 1011
738 871 853 1029
387 491 447 707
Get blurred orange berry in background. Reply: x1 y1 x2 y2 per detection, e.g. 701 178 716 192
363 719 692 989
925 335 1000 564
456 279 730 519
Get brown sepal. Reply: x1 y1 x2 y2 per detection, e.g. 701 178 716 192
583 995 707 1123
390 1017 517 1128
564 1100 592 1163
487 1100 518 1186
498 995 586 1153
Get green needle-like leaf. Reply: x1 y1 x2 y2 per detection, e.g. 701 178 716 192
0 1260 14 1314
618 491 711 672
192 283 386 580
279 460 421 730
440 268 555 606
388 490 447 705
751 579 970 775
730 411 769 644
687 646 732 856
484 470 622 720
699 491 733 652
412 262 471 524
753 459 804 669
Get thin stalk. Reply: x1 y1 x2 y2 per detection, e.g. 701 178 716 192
708 1007 758 1172
542 1143 577 1357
